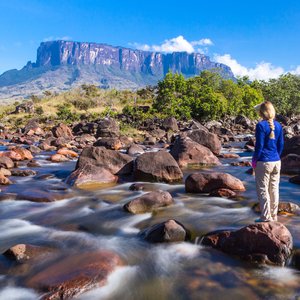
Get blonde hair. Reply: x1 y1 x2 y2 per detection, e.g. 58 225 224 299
259 101 276 139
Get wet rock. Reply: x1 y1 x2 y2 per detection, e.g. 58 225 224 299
28 145 42 154
253 202 300 215
129 183 146 191
231 161 252 167
52 123 74 139
124 190 174 214
127 144 145 156
291 249 300 270
23 119 45 136
3 244 55 263
76 146 133 175
134 151 183 183
185 172 245 193
289 175 300 185
16 189 68 202
27 160 41 168
0 175 12 185
50 154 69 162
11 169 37 176
187 129 221 155
209 188 237 199
0 167 12 176
201 222 293 266
162 117 178 131
282 136 300 157
170 136 220 167
93 137 122 150
96 118 120 138
0 156 14 168
281 154 300 175
66 163 117 187
140 219 191 243
218 153 240 159
57 148 78 158
25 251 123 300
11 147 33 161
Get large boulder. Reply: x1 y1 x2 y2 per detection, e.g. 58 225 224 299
0 156 14 168
93 137 122 150
140 219 191 243
185 172 245 193
76 146 133 175
124 190 174 214
25 251 123 300
23 119 45 136
96 118 120 138
66 163 117 187
281 154 300 175
281 136 300 157
170 136 220 167
0 147 33 161
187 129 221 155
52 123 74 139
201 222 293 266
134 151 183 182
162 117 179 131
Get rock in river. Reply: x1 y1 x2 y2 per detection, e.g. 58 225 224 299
134 151 183 183
140 219 191 243
124 190 174 214
201 222 293 266
185 172 245 193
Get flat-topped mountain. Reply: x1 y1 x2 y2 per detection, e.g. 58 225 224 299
0 40 234 101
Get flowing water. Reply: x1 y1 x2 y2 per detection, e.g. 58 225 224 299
0 143 299 300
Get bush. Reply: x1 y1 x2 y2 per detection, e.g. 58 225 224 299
70 98 98 110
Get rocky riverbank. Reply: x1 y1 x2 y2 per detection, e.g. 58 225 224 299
0 115 299 299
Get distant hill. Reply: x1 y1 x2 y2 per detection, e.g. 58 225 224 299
0 40 234 102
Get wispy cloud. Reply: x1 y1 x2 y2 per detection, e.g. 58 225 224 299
43 36 72 42
214 53 300 80
131 35 214 54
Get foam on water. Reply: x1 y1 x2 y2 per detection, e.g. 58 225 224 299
118 213 152 234
0 286 38 300
76 266 138 300
257 266 299 284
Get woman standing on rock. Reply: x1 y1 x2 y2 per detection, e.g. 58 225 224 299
252 101 284 222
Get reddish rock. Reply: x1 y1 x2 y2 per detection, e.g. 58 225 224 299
50 154 69 162
209 188 237 199
25 251 123 300
11 169 37 176
140 219 190 243
231 161 252 167
0 168 11 176
0 174 12 185
76 146 133 175
52 123 74 139
281 154 300 175
162 117 179 131
16 189 68 202
28 145 42 154
39 141 57 151
23 119 45 136
187 129 222 155
57 148 78 158
201 222 293 266
93 137 122 150
5 147 33 161
170 136 220 167
134 151 183 183
66 163 117 187
219 153 240 159
0 156 14 168
185 172 245 193
3 244 55 262
253 201 299 215
124 190 174 214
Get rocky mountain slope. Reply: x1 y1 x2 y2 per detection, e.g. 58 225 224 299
0 40 234 102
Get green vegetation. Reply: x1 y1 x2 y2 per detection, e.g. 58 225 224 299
0 72 299 130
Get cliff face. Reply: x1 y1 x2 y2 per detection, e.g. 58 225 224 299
0 40 234 101
35 41 232 77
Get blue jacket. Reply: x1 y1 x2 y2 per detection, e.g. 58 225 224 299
252 120 284 162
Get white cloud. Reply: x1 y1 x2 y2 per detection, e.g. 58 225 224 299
214 53 285 80
290 66 300 75
132 35 214 54
191 38 213 46
43 36 72 42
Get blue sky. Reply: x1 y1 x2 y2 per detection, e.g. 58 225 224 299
0 0 300 79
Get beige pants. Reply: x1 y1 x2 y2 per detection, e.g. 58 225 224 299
255 161 281 221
